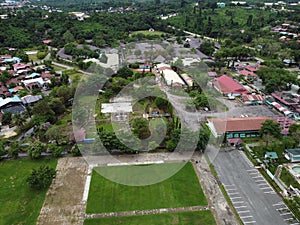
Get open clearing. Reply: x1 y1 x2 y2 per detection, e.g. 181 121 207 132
84 210 216 225
86 162 208 214
130 30 166 36
0 158 57 225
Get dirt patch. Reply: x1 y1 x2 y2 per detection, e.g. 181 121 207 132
37 157 88 225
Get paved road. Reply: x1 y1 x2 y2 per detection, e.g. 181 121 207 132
213 150 298 225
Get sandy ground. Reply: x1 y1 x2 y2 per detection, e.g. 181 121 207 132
37 157 88 225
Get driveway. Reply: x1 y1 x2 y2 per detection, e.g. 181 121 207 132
213 150 298 225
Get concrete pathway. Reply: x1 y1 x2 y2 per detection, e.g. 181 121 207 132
86 206 209 219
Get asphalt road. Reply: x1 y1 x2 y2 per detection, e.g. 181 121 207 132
213 150 298 225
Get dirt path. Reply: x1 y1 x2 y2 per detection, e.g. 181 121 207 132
37 157 88 225
86 206 209 219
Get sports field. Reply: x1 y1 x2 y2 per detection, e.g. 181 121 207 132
86 162 208 213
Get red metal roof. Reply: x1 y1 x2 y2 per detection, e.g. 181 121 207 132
208 116 270 133
213 75 250 95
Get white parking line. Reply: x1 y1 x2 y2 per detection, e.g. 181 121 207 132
226 188 237 191
238 210 250 213
277 207 288 210
243 221 256 224
229 193 240 196
233 201 244 204
280 212 292 216
284 218 294 221
273 202 284 206
260 187 272 190
257 183 268 186
224 184 235 187
247 169 257 172
249 172 258 175
255 181 266 184
241 216 253 219
235 206 248 209
264 191 276 194
231 197 242 200
252 175 262 178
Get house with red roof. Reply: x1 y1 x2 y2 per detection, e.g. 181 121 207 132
238 69 257 79
13 63 30 73
213 75 250 97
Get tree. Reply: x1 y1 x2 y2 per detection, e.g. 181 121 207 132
63 30 75 43
130 118 150 139
45 125 64 145
289 124 300 146
2 112 12 125
48 144 63 158
13 113 26 128
196 130 209 152
259 120 282 145
8 141 19 159
26 165 56 190
199 41 215 56
28 141 44 159
117 66 133 79
0 140 6 156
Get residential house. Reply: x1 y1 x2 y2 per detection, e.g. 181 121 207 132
0 96 25 114
22 77 46 91
21 95 42 106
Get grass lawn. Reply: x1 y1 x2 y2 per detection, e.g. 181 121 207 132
131 30 166 36
84 210 216 225
86 162 207 213
0 158 57 225
280 167 300 189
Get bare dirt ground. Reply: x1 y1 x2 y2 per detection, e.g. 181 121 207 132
37 157 88 225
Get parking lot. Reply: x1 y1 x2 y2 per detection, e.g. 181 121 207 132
213 150 299 225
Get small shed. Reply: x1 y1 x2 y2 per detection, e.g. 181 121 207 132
265 152 278 162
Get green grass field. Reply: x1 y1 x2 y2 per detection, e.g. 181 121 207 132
0 158 57 225
131 30 166 36
84 210 216 225
86 162 207 213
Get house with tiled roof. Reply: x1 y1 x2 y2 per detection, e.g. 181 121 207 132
213 75 250 97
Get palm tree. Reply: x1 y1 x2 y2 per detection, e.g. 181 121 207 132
13 113 26 128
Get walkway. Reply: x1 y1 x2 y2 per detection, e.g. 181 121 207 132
86 206 209 219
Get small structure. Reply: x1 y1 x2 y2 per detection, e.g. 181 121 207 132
286 149 300 162
208 71 217 77
21 95 42 106
227 138 243 147
241 94 264 105
265 152 278 163
217 2 226 7
101 102 132 113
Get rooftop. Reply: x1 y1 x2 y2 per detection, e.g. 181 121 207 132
213 75 250 95
208 116 270 133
